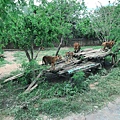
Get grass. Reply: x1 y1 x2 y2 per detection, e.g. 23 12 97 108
0 58 9 67
0 67 120 119
0 46 120 120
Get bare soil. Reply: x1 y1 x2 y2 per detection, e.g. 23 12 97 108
0 51 21 80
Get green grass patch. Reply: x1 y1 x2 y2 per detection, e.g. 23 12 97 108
13 47 74 64
14 51 27 63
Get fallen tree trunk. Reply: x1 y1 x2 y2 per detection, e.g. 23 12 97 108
26 84 38 93
58 62 100 75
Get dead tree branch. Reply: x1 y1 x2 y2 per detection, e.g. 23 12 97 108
3 73 24 83
24 71 44 93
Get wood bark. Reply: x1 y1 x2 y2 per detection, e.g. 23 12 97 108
24 71 44 93
3 73 24 83
24 49 31 62
55 37 63 56
34 47 41 60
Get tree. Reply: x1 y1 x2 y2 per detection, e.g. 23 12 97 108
2 0 86 60
1 0 57 62
89 1 120 42
1 0 87 84
111 0 120 61
88 0 120 65
45 0 86 55
75 16 95 39
0 0 15 53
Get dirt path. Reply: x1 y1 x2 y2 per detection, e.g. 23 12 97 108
0 51 21 80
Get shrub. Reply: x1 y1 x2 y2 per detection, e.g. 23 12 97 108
71 71 89 91
18 60 40 85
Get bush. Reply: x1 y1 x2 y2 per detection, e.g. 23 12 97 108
18 60 40 85
71 71 89 91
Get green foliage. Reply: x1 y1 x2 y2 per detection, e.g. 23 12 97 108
33 81 78 98
89 1 120 42
22 60 39 72
99 69 108 76
39 99 67 117
71 71 88 91
1 0 86 62
112 40 120 52
0 57 9 67
0 44 4 55
72 71 85 81
76 17 94 38
87 73 101 82
18 60 39 85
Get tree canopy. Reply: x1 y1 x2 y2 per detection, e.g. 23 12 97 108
89 1 120 43
1 0 86 61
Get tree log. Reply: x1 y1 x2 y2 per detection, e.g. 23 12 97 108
3 73 24 83
55 37 63 56
26 84 38 93
24 72 44 93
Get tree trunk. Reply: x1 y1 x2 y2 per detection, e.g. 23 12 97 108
55 37 63 56
30 45 34 60
24 49 31 62
34 47 41 60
